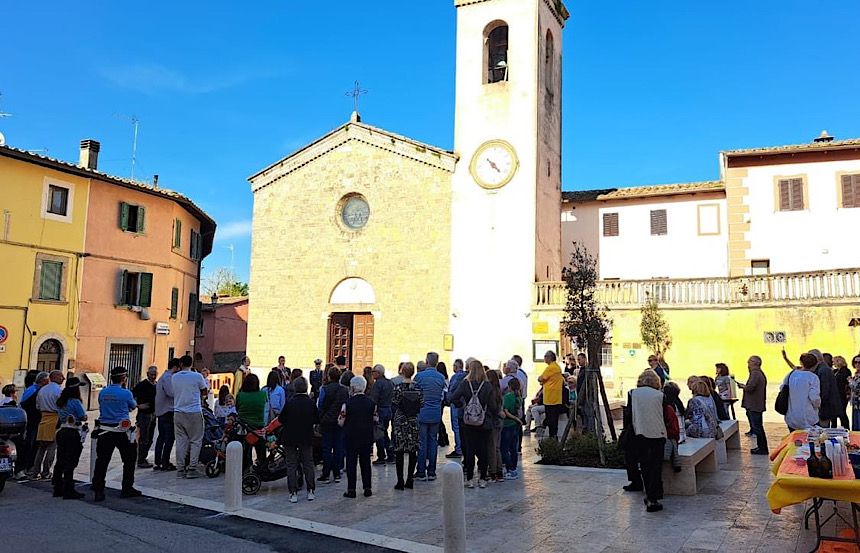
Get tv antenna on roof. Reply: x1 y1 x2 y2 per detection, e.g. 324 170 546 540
0 92 11 146
115 113 140 179
0 92 11 119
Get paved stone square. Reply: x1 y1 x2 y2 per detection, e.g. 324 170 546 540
70 419 859 553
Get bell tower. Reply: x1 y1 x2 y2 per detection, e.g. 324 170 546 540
449 0 569 369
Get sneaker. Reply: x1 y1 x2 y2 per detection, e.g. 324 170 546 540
750 448 769 456
413 473 427 481
137 461 153 469
41 472 52 480
317 475 331 484
185 469 201 479
427 474 437 481
744 431 755 436
646 501 664 513
334 475 342 484
152 465 163 471
176 469 186 478
307 491 315 501
289 494 298 503
505 471 518 480
162 463 177 472
478 479 487 489
445 452 462 459
465 480 475 489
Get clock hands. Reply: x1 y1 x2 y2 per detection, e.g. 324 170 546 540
486 158 501 173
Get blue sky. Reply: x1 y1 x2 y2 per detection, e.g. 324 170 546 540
3 1 859 282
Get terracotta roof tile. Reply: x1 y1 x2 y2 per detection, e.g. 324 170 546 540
563 181 724 202
724 137 860 157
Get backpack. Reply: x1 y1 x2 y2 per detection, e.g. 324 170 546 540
462 382 486 427
400 389 421 417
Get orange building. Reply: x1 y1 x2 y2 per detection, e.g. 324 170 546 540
0 139 215 385
195 296 249 373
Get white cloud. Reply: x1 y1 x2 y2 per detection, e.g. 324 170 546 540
98 63 268 95
215 220 252 241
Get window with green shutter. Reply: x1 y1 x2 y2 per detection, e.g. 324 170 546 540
119 202 146 233
39 260 63 300
170 287 179 319
119 270 153 306
188 293 198 321
190 230 202 260
173 219 182 248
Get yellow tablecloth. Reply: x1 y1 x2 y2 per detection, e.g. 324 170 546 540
766 431 860 513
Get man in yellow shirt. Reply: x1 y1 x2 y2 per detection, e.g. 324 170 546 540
538 351 565 440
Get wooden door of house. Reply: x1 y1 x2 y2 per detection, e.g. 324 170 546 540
351 313 374 370
37 339 63 373
328 313 353 365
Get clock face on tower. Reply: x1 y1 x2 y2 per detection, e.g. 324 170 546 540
469 140 518 190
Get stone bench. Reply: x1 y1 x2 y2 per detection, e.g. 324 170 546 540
714 419 741 464
663 437 718 496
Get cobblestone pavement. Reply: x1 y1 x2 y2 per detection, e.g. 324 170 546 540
67 419 855 553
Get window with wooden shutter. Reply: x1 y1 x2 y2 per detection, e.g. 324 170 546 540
602 213 619 237
170 287 179 319
188 292 198 321
173 219 182 248
138 273 153 307
136 206 146 232
650 209 668 236
120 202 130 230
190 230 201 260
39 261 63 300
841 174 860 208
120 203 145 233
777 178 804 211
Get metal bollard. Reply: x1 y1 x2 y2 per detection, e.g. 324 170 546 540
441 461 466 553
224 441 243 512
88 432 98 483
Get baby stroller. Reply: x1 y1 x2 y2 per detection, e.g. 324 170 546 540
241 418 290 495
202 409 228 478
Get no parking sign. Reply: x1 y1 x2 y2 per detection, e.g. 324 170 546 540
0 325 8 344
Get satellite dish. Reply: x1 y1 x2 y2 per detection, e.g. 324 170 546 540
0 131 5 146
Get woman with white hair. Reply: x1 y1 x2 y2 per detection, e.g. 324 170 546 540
342 375 376 498
620 369 667 513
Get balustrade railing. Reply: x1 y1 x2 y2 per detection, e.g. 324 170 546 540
534 269 860 308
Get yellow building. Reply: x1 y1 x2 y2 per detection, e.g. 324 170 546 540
0 144 92 385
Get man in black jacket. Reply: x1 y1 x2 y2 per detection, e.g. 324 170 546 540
317 366 348 484
342 375 376 498
369 364 394 465
279 377 319 502
132 366 158 468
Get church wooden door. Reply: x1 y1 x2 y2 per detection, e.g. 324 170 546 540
328 314 352 365
351 313 374 370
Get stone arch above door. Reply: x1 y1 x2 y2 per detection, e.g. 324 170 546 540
330 277 376 305
30 333 69 374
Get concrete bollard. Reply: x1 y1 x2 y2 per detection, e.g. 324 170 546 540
441 461 466 553
224 441 243 512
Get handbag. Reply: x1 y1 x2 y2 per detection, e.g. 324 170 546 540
774 371 793 416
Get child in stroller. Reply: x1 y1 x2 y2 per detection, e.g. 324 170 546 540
239 417 291 495
201 408 228 478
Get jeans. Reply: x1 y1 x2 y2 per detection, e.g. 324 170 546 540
321 425 344 478
417 421 440 477
174 412 204 471
450 407 462 454
747 410 768 451
500 425 518 472
852 407 859 431
136 412 156 464
346 443 372 492
488 426 502 476
624 435 665 503
154 412 175 467
375 406 394 460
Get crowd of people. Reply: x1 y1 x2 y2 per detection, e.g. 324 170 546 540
2 344 858 508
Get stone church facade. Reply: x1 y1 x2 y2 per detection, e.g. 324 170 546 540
248 0 570 377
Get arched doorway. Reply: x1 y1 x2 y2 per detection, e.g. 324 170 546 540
328 278 376 369
37 339 63 373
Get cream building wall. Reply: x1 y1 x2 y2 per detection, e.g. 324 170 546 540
561 199 600 267
598 193 728 280
247 123 456 378
736 159 860 274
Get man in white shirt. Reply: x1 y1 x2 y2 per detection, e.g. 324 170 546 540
172 356 209 478
29 370 65 479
